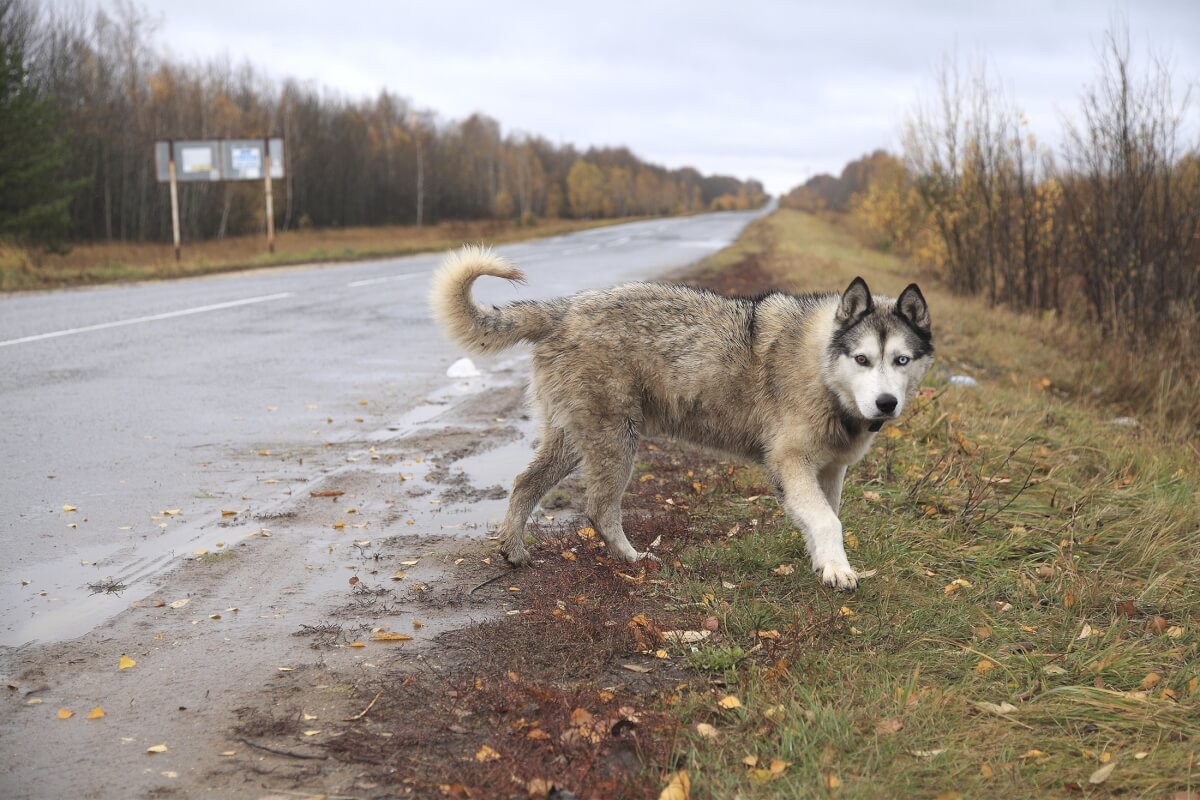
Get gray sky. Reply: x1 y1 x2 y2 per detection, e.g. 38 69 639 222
114 1 1198 194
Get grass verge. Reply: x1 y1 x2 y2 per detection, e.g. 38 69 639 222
0 216 653 292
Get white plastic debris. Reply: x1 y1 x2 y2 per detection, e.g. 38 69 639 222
948 374 978 387
446 357 482 378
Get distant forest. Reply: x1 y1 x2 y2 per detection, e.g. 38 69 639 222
0 0 767 245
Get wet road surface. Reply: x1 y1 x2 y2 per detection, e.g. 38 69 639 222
0 208 763 647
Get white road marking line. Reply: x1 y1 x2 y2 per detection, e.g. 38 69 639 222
0 292 293 348
347 273 423 288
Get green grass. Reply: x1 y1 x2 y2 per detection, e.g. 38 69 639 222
655 210 1199 798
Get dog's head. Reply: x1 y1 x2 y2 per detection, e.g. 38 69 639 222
825 277 934 424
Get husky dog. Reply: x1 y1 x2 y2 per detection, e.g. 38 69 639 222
430 247 933 590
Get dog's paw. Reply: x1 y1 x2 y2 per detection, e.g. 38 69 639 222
816 561 858 591
500 543 532 568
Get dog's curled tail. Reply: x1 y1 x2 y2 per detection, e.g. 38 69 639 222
429 246 556 354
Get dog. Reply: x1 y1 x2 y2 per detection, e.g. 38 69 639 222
430 247 933 590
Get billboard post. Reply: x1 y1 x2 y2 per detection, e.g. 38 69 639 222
167 141 181 263
263 138 275 254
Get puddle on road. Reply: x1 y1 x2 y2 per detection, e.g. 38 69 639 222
0 358 536 649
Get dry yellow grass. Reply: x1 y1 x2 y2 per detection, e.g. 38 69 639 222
0 216 650 292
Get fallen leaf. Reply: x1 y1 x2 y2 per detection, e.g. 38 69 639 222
310 489 344 498
875 717 904 734
1134 751 1150 760
658 770 690 800
1140 672 1162 690
974 701 1018 716
370 632 413 642
191 549 208 556
57 708 74 719
1044 665 1067 676
62 504 77 512
772 564 794 576
390 571 406 581
863 491 882 502
622 663 653 673
718 695 742 710
348 641 365 648
1089 761 1116 784
1077 623 1094 640
220 509 237 517
695 723 719 740
146 743 168 754
911 748 947 758
1019 749 1045 759
86 707 105 720
561 550 576 561
975 659 995 674
303 729 321 736
824 772 841 789
161 508 180 516
1167 625 1184 639
474 744 501 762
662 630 711 645
980 763 994 779
1147 616 1168 635
25 698 42 705
118 655 136 670
943 578 972 595
332 521 345 530
526 728 551 740
168 598 188 609
742 755 759 768
757 629 781 640
400 559 419 566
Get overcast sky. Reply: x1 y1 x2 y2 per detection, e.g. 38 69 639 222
103 1 1198 194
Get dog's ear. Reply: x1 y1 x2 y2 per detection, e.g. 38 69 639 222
896 283 931 335
836 277 873 324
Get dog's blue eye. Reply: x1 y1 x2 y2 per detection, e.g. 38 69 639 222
895 355 911 366
854 355 870 367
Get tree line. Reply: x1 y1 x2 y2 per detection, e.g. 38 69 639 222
789 28 1199 347
0 0 766 248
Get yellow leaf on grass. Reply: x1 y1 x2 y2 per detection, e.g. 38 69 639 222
57 708 74 719
577 527 597 539
695 723 719 739
1019 749 1045 759
884 427 903 439
474 744 500 762
118 655 137 670
146 744 168 754
975 659 995 674
943 578 972 595
718 695 742 710
844 532 859 550
370 632 413 642
1140 672 1162 690
658 770 690 800
824 772 841 788
86 707 105 720
1089 761 1116 784
980 763 995 779
772 564 794 576
561 551 577 561
742 755 758 767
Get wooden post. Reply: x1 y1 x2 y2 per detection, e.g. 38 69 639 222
263 137 275 254
168 141 181 262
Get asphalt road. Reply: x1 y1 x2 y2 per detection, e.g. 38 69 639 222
0 208 764 647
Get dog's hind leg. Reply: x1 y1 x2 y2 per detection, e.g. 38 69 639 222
576 417 655 563
498 426 580 567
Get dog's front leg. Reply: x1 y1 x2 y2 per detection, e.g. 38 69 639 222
776 463 857 591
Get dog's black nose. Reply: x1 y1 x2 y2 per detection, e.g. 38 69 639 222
876 394 898 415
